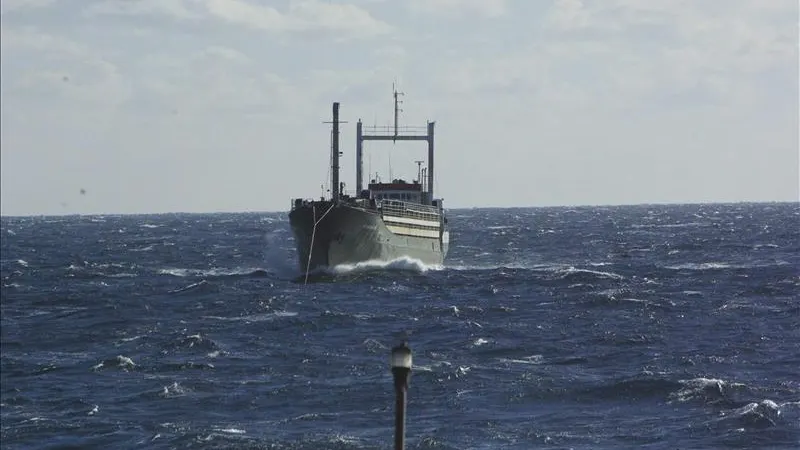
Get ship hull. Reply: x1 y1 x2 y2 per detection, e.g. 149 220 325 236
289 201 449 272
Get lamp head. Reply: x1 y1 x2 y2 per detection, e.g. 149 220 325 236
390 341 412 370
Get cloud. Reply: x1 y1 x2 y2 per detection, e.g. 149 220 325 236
544 0 596 31
83 0 202 20
408 0 507 17
0 0 55 14
195 45 252 65
130 47 285 118
0 26 131 108
85 0 392 39
208 0 392 38
288 0 393 36
0 24 85 55
532 0 798 109
202 0 293 31
0 0 796 215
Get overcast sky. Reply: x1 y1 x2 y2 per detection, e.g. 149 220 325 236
1 0 797 216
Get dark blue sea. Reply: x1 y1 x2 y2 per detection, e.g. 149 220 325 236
1 203 798 449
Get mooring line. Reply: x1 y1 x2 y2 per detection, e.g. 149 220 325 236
304 202 336 285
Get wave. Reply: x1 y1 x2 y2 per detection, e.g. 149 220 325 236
716 400 785 428
665 262 732 270
445 262 536 271
551 266 624 281
664 261 791 271
168 279 218 294
331 256 439 274
668 377 751 407
297 256 441 282
91 355 136 372
630 221 710 229
202 311 298 323
575 374 685 401
64 261 140 279
158 267 269 279
498 355 544 365
158 333 224 360
444 263 625 284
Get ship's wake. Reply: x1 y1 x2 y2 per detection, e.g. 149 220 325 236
295 256 443 282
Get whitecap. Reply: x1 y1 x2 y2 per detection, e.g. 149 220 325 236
213 427 246 434
160 382 188 398
669 377 746 403
555 266 624 280
116 355 136 369
160 267 266 277
472 338 490 347
326 256 441 275
363 338 387 352
202 311 297 322
499 355 544 365
665 262 731 270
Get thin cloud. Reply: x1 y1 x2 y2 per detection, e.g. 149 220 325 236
408 0 507 18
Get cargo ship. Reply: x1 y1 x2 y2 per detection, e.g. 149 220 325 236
289 90 449 274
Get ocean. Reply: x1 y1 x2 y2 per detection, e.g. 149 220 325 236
1 202 798 449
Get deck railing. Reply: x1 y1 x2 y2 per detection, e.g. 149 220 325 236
378 200 440 222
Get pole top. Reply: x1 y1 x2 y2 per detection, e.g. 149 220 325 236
390 341 412 369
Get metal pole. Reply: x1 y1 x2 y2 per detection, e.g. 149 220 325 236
427 121 434 203
356 120 363 193
391 341 412 450
331 102 340 201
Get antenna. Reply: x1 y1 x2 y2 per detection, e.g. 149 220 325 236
393 82 404 143
414 160 424 184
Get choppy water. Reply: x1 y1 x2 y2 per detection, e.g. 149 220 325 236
1 203 799 449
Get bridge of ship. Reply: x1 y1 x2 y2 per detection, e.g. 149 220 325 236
367 179 425 203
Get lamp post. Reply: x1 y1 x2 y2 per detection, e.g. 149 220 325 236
391 341 412 450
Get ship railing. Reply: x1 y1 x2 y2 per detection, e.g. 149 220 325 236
383 199 440 215
291 198 327 210
378 200 440 222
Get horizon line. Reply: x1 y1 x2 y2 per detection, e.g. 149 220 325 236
1 199 798 219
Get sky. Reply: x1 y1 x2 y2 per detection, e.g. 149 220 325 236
1 0 798 216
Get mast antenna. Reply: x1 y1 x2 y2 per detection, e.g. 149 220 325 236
393 82 404 143
323 103 348 201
